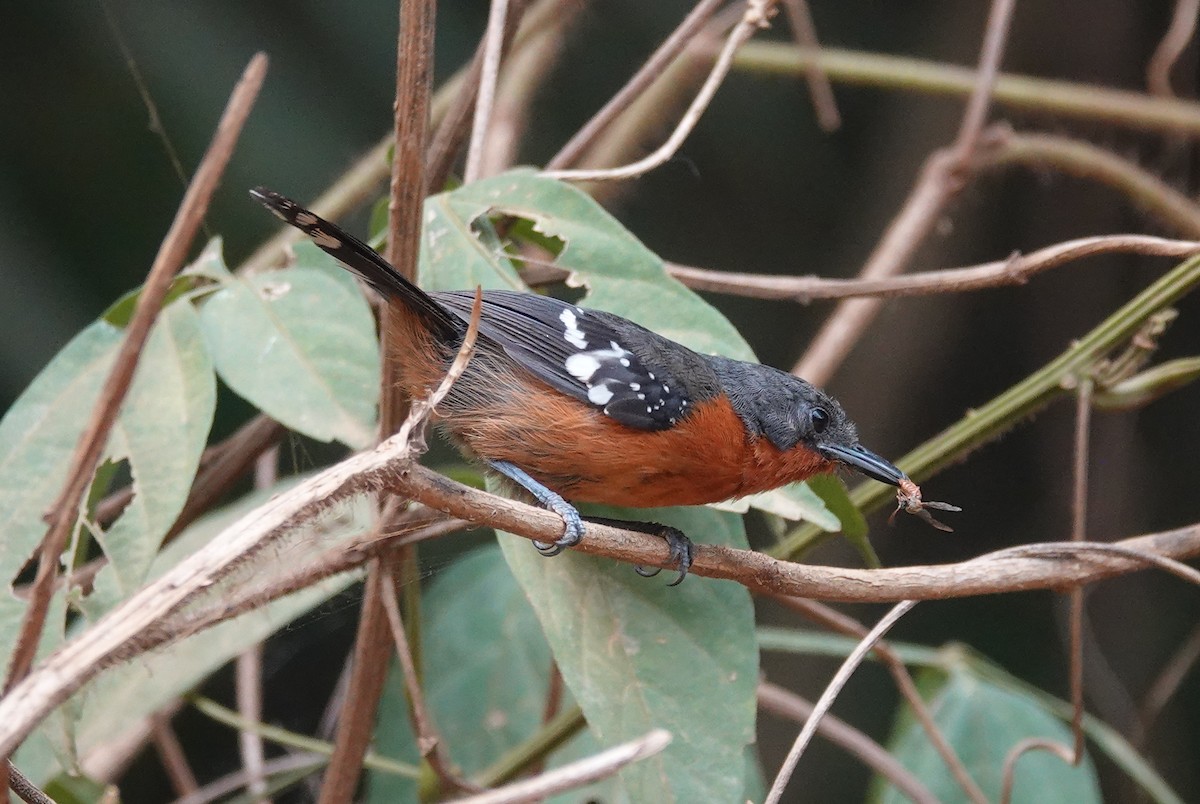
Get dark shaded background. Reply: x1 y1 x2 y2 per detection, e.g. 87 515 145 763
3 1 1199 801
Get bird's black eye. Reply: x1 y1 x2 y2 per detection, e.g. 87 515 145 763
810 407 830 434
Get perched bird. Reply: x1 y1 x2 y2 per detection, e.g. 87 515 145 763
252 188 916 583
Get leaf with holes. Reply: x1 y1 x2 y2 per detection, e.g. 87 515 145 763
93 301 215 593
199 242 379 448
426 170 752 360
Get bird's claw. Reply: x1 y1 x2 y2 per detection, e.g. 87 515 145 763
634 526 695 586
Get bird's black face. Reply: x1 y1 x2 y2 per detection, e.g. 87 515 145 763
709 358 905 487
792 389 905 488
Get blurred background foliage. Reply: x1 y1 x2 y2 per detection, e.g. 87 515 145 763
2 1 1199 800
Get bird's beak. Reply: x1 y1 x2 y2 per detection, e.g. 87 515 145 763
819 443 904 486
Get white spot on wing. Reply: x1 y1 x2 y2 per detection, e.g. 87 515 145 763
588 385 614 405
559 309 588 349
565 353 600 381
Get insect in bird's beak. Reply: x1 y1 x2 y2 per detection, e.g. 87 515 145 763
818 443 905 486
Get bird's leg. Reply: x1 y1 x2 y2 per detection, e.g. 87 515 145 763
488 461 584 556
581 516 695 586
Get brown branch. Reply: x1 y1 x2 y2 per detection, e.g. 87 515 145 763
1000 738 1079 804
771 596 987 803
151 714 200 797
1136 618 1200 743
321 0 438 798
793 0 1015 383
380 566 479 794
544 0 726 170
663 235 1200 302
3 412 1200 758
476 0 581 178
464 0 511 183
765 601 917 804
5 762 52 804
1065 383 1093 763
779 0 840 131
757 682 935 804
318 555 398 803
1147 0 1200 97
3 53 267 695
543 0 778 183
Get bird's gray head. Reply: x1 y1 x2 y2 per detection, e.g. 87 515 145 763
711 358 903 486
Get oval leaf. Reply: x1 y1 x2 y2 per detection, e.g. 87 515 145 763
874 667 1102 803
497 504 758 803
200 242 379 448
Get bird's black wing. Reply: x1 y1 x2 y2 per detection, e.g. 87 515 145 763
434 290 693 431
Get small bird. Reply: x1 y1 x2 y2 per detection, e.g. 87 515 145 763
251 188 919 584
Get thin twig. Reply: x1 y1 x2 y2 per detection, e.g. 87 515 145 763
663 235 1200 302
1000 738 1079 804
6 762 53 804
236 648 268 803
764 601 917 804
465 0 511 183
771 595 987 803
172 753 326 804
1147 0 1200 97
757 682 935 804
779 0 840 130
235 448 277 804
1136 619 1200 742
151 714 201 796
427 0 537 190
545 0 726 170
794 0 1016 383
477 0 581 177
380 565 480 794
456 730 672 804
543 0 777 182
973 130 1200 237
1067 382 1093 761
3 52 267 694
733 42 1200 136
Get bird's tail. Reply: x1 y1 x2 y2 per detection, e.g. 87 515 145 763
250 187 460 341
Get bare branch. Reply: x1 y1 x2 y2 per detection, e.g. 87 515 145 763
1147 0 1200 97
765 601 917 804
772 596 987 803
794 0 1016 383
664 235 1200 302
456 730 672 804
543 0 777 182
465 0 511 183
758 682 934 803
779 0 840 130
545 0 726 170
151 714 200 796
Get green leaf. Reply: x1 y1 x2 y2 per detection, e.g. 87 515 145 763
498 505 757 803
873 665 1102 804
423 546 556 773
429 171 752 360
15 477 370 785
93 301 215 592
368 546 624 803
199 242 379 448
712 482 840 531
0 317 123 668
